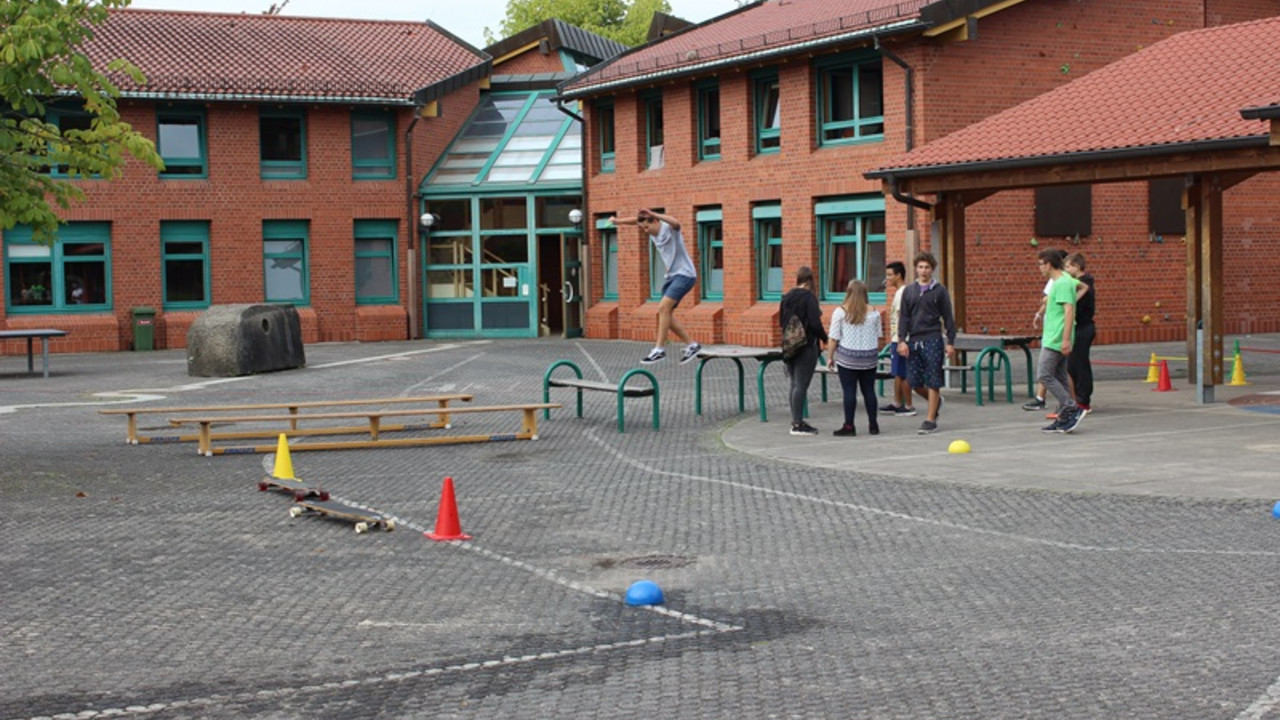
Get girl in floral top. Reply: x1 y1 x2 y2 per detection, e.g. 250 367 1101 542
827 279 882 437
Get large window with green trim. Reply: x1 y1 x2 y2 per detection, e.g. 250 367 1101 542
754 71 781 155
697 208 723 300
596 100 615 173
598 220 618 300
351 111 396 179
354 220 398 304
697 81 721 161
5 222 111 312
643 91 664 170
260 107 307 179
816 53 884 146
161 221 210 309
157 106 206 177
818 195 886 302
754 203 783 299
262 220 309 304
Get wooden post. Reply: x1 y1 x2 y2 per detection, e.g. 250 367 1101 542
1199 175 1225 389
1183 177 1202 385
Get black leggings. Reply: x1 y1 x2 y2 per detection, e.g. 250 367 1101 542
837 365 878 427
1068 323 1095 406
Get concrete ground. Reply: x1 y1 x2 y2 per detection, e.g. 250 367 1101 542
2 334 1279 719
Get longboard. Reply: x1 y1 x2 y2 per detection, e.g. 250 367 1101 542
258 475 328 502
290 498 395 533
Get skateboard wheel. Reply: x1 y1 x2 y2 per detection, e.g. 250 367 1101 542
319 491 330 502
289 506 303 518
258 482 269 492
354 522 369 534
293 491 306 502
384 520 397 532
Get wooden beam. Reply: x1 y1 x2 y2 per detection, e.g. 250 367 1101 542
937 193 967 330
1184 178 1202 385
923 0 1028 37
1271 119 1279 146
1200 175 1225 389
895 145 1280 195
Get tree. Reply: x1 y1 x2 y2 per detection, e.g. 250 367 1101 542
485 0 672 48
1 0 161 245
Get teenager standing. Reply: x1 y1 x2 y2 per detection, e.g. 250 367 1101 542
828 279 882 436
779 267 828 436
897 252 957 435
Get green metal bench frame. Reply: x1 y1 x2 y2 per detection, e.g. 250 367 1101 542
542 360 660 433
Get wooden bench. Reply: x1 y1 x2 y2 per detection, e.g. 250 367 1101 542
99 395 475 445
170 403 561 456
542 360 659 432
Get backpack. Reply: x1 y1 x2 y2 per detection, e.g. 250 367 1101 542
780 313 807 360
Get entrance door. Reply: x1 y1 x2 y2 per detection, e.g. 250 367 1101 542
562 232 584 338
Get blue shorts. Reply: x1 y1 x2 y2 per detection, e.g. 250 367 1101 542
888 345 908 379
661 274 696 306
906 336 946 390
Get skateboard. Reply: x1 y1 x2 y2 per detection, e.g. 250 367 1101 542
289 498 396 533
258 475 328 502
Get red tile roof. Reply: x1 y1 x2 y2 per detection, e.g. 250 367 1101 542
84 9 487 104
870 15 1280 176
561 0 931 96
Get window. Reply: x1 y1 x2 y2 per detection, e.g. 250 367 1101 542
46 103 94 177
5 222 111 312
352 111 396 179
262 220 309 304
697 208 723 300
697 82 721 161
817 54 884 145
597 101 615 173
157 106 206 177
161 221 210 309
260 107 306 179
643 91 664 169
1149 177 1185 236
599 221 618 300
754 71 780 154
355 220 398 304
817 195 887 301
754 204 783 299
1035 185 1092 237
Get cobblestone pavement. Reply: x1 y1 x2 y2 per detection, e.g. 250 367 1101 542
3 337 1280 719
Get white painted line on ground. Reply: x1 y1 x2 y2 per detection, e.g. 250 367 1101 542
309 341 488 369
399 351 488 396
574 340 610 381
588 430 1280 558
1237 674 1280 719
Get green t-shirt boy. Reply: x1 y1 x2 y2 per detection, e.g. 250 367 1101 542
1041 273 1079 352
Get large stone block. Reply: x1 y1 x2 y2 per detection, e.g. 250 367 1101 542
186 304 306 377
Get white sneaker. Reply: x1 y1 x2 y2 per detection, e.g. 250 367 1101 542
680 343 702 364
641 348 666 364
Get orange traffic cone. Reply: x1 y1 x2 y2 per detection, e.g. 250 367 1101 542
425 476 471 541
1152 359 1175 392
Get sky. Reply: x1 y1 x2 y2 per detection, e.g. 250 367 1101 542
123 0 735 50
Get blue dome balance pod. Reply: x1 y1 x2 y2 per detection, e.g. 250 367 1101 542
624 580 664 606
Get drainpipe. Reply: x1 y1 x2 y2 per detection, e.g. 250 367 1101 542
556 100 590 318
404 107 423 339
875 37 932 226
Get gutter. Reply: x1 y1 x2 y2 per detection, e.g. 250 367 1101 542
405 107 424 340
874 36 930 221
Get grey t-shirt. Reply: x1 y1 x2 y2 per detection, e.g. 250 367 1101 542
652 221 696 279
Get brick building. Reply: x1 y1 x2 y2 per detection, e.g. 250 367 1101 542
558 0 1280 348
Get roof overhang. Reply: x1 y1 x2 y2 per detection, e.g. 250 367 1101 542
413 59 494 107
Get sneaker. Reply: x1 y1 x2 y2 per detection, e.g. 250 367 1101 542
680 342 702 364
1022 397 1046 411
917 420 938 435
833 424 856 437
868 422 880 436
1041 420 1064 433
1059 407 1086 433
879 403 900 413
790 422 819 436
896 406 918 417
641 348 666 364
1077 403 1091 412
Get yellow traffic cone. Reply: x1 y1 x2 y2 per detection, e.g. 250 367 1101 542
1230 352 1249 386
1145 353 1160 383
271 433 295 479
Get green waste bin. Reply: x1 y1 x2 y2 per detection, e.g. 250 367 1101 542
132 307 156 351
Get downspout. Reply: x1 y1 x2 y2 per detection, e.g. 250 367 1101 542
404 107 423 339
875 37 932 225
556 99 589 318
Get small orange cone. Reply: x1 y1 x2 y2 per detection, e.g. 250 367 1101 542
425 476 471 541
1152 359 1175 392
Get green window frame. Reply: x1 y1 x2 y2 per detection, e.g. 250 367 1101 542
354 219 399 304
817 196 887 302
697 81 721 161
597 100 615 174
260 107 307 179
697 208 723 300
598 219 618 300
45 103 95 178
754 204 783 300
643 91 664 170
157 106 207 178
263 220 309 304
4 222 112 312
816 53 884 146
351 111 396 180
649 241 664 300
161 220 210 309
753 70 781 155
